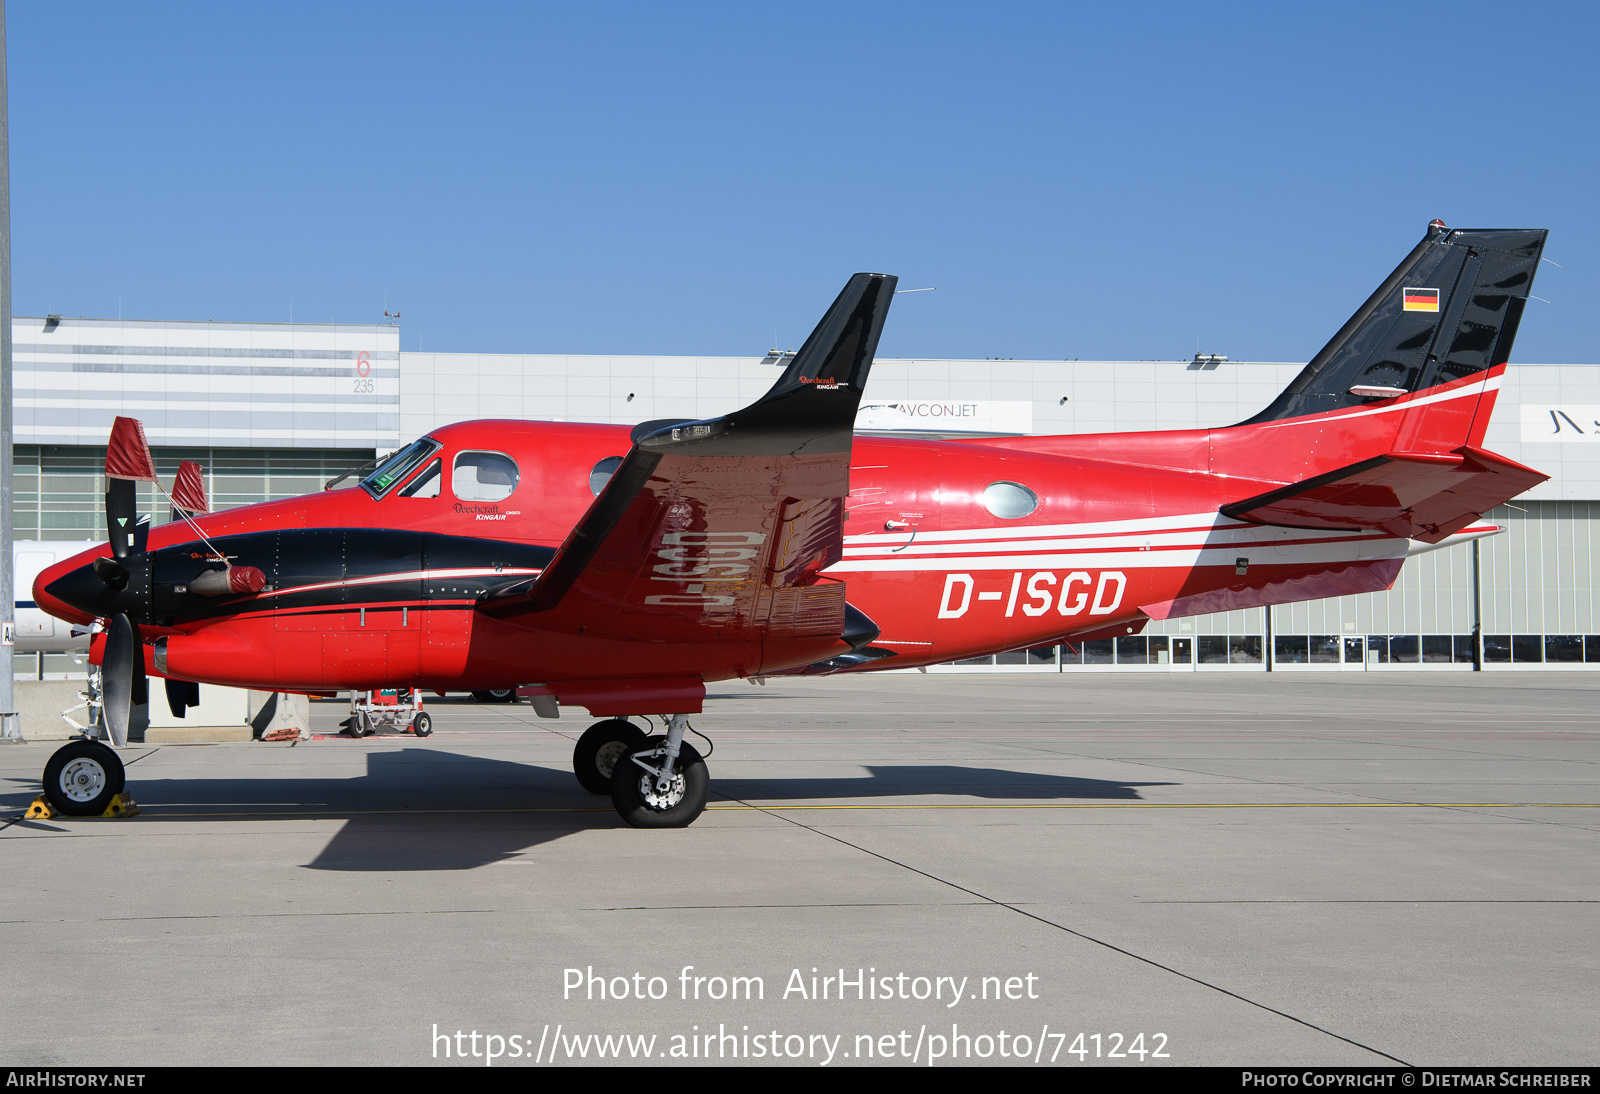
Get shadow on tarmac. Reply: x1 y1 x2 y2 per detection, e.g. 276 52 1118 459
714 766 1171 802
3 748 1176 872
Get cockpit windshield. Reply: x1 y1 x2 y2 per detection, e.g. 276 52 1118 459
360 437 442 499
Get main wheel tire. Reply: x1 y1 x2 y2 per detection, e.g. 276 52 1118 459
43 740 126 817
573 719 646 795
487 688 515 703
609 736 708 828
412 712 433 737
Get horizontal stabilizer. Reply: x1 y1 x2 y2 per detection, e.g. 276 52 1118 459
1221 446 1547 543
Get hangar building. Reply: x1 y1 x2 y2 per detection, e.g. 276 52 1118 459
13 314 1600 675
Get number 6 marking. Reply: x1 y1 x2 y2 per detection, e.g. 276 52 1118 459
356 351 371 378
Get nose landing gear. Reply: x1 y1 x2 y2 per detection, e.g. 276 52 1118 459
42 739 127 817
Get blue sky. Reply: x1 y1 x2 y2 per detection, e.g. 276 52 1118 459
9 2 1598 363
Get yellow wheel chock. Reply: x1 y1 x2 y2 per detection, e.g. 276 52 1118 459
101 793 139 818
20 793 139 820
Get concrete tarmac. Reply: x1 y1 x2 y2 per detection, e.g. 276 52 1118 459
2 672 1597 1068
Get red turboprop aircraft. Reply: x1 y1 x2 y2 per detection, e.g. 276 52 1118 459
34 222 1550 827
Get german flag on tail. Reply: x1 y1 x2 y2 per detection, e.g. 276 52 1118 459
1403 287 1440 312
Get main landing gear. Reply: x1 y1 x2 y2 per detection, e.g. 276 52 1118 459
571 714 709 828
42 739 126 817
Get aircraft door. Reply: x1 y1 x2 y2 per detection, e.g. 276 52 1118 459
418 533 473 680
272 528 347 686
341 530 423 683
843 444 941 656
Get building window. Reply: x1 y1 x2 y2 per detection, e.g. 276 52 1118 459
1228 636 1263 664
1420 635 1452 662
1546 636 1583 663
1082 639 1114 665
12 445 376 540
1274 636 1309 663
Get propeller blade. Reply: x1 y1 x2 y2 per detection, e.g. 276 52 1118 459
106 478 138 560
106 417 158 481
170 459 209 520
165 678 185 719
132 654 148 714
101 614 136 747
165 679 197 718
164 678 192 719
105 416 157 559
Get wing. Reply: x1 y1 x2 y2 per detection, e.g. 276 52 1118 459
1221 445 1547 543
484 272 897 653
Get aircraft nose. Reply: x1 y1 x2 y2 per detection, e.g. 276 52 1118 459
36 556 118 626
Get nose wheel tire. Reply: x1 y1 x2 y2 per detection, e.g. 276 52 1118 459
609 736 708 828
573 719 647 795
43 740 126 817
412 712 433 737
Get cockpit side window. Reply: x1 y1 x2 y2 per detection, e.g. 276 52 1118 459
453 451 519 502
361 438 442 499
398 459 442 498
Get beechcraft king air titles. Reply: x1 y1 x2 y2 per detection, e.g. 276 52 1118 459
33 222 1550 827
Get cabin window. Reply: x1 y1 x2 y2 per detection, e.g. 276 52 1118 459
983 481 1038 519
453 451 519 502
589 456 625 497
398 459 441 498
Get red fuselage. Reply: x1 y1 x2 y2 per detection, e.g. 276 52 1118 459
34 366 1508 696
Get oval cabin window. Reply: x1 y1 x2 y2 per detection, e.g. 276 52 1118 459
983 481 1038 519
590 456 624 497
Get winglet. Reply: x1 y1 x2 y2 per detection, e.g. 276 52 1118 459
636 272 897 456
517 272 896 615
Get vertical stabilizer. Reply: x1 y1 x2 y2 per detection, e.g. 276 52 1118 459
1239 223 1546 427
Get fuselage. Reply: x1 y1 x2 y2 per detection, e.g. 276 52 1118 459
33 417 1478 693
